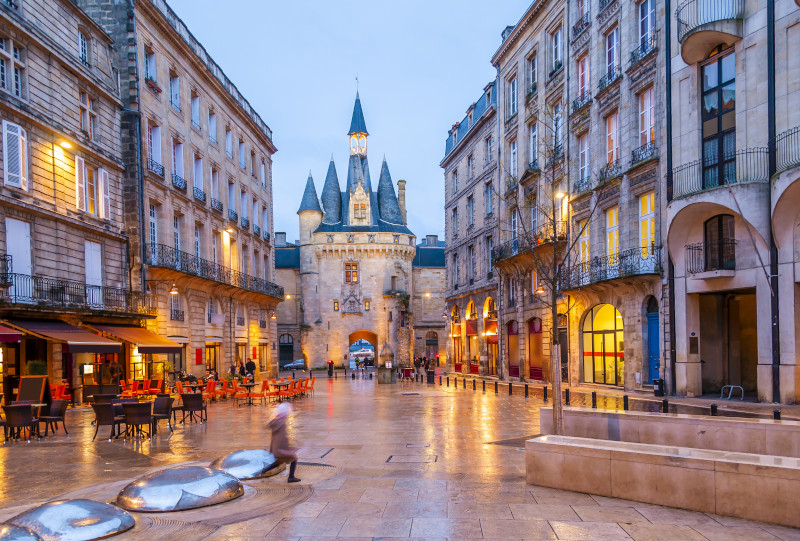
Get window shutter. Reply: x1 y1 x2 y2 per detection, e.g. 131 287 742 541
99 168 110 219
75 156 86 211
3 120 22 188
18 125 27 191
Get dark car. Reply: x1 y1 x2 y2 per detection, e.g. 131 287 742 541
283 359 306 370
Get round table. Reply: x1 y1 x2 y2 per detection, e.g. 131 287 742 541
272 381 291 401
239 383 256 406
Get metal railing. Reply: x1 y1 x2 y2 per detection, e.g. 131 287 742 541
573 175 593 194
572 92 592 113
228 209 238 222
527 159 540 173
598 0 614 13
630 34 658 67
259 319 266 329
686 241 736 274
777 126 800 172
148 159 164 177
253 224 261 236
672 147 768 198
599 160 622 181
210 198 223 212
170 309 185 321
491 223 568 265
241 217 250 229
544 144 564 169
193 186 206 202
263 231 270 242
0 254 11 285
236 316 245 326
171 173 186 190
145 243 284 299
561 247 662 289
598 66 622 93
676 0 745 42
632 142 658 163
572 11 590 39
2 273 157 315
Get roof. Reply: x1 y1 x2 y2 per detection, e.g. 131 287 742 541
348 91 369 135
413 246 446 268
443 81 497 160
275 246 300 269
321 159 342 224
298 173 322 213
92 325 181 354
4 320 121 353
376 158 404 225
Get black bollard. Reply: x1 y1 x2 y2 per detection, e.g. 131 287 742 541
525 384 529 398
710 404 717 416
352 372 355 380
335 371 337 379
509 382 512 395
447 376 450 387
623 395 629 411
463 378 466 389
591 391 597 409
439 375 442 385
543 386 548 402
565 388 570 406
369 372 372 379
662 398 669 413
473 379 476 391
774 410 781 420
494 381 498 394
292 371 295 379
482 380 486 392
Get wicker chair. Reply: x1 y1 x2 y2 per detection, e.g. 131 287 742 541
122 402 152 439
91 403 123 441
3 404 39 443
152 396 174 434
180 393 206 423
39 399 69 436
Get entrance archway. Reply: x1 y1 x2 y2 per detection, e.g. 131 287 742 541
484 297 498 375
507 320 520 378
348 330 378 368
528 318 543 380
424 331 438 361
582 304 624 386
644 296 660 383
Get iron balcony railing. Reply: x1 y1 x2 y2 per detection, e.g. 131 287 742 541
528 159 540 173
598 66 622 93
2 273 157 315
241 217 250 229
672 147 768 199
259 319 266 329
676 0 745 43
491 223 568 265
148 159 164 177
632 142 658 164
228 209 238 222
573 175 593 194
210 198 223 212
193 187 206 202
777 126 800 172
572 92 592 113
170 309 184 321
630 34 658 67
263 231 270 242
599 160 622 181
544 144 564 169
0 254 11 285
686 240 736 274
236 316 245 326
171 173 186 191
598 0 614 14
253 224 261 236
145 243 284 299
561 246 662 290
572 11 590 39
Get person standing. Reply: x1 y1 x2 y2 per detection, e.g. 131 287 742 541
246 358 256 378
266 403 301 483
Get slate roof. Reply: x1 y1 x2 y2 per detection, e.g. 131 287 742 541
377 158 404 225
321 159 342 224
348 91 369 135
275 246 300 269
412 246 446 267
297 173 322 213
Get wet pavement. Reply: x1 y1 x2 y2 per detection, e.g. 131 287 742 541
1 374 798 540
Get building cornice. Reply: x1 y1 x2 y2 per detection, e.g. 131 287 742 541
491 0 548 67
440 107 497 168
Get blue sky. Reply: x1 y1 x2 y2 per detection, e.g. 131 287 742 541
168 0 526 242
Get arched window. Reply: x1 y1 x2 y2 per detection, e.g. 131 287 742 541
279 333 293 345
704 214 735 271
582 304 624 386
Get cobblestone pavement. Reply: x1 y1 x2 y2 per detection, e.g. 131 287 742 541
1 375 798 540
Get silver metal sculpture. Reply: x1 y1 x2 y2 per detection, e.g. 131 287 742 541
0 524 41 541
6 499 134 541
116 466 243 512
210 449 285 479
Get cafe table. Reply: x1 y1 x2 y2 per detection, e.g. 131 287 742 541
239 382 256 406
272 380 291 401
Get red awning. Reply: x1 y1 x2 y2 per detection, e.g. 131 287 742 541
465 319 478 336
4 320 121 353
92 325 182 354
0 325 21 343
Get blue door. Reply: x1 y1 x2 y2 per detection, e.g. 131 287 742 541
647 312 660 383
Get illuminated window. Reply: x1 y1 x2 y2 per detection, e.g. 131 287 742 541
353 203 366 219
345 262 358 283
333 300 339 311
365 299 371 311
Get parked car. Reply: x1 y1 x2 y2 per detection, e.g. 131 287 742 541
283 359 306 371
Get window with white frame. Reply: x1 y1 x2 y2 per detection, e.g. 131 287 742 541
74 157 109 218
577 55 590 99
211 167 219 199
578 133 590 181
190 91 200 127
484 181 493 216
172 139 183 178
79 92 96 140
639 191 655 254
2 120 27 190
169 70 180 111
511 208 519 240
250 152 257 177
606 111 619 164
194 225 201 258
225 127 233 157
527 53 537 91
578 0 588 18
530 203 538 233
193 154 203 191
578 219 590 263
260 161 266 186
0 39 25 98
262 207 268 233
78 32 89 66
550 27 563 73
252 200 258 229
639 0 656 47
228 182 235 212
606 27 620 75
528 123 537 166
451 207 458 238
148 203 157 246
144 48 157 82
606 206 619 259
238 141 246 168
486 235 493 272
173 214 181 250
510 140 518 177
208 110 217 143
468 245 475 281
147 122 162 167
212 232 218 263
467 195 474 226
508 75 518 116
467 155 474 179
639 87 655 146
240 190 248 219
453 253 460 286
552 102 563 154
509 277 516 305
451 170 458 193
485 136 493 163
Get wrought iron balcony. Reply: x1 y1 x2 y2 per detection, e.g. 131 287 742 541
1 272 157 315
193 186 206 202
686 241 736 274
561 247 662 290
210 198 223 213
671 147 768 199
170 309 185 322
263 231 270 242
777 126 800 173
259 319 266 328
145 243 284 300
572 12 590 39
632 142 658 164
572 92 592 113
676 0 744 42
236 316 245 326
630 34 658 67
491 224 568 265
544 144 564 169
171 173 186 191
573 175 593 194
599 160 622 181
241 217 250 229
148 159 164 177
0 254 11 286
228 209 238 222
253 224 261 236
598 66 622 93
598 0 614 13
527 159 540 173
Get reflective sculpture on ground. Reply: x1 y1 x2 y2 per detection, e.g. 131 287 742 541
210 449 286 479
6 499 134 541
116 466 243 512
0 524 41 541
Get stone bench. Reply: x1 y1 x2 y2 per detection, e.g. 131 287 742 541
526 435 800 528
539 406 800 458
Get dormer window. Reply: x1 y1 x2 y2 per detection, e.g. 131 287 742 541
354 203 366 219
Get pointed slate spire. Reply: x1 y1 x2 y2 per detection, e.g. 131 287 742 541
347 91 369 135
377 158 404 224
345 153 365 194
297 172 322 214
321 158 342 224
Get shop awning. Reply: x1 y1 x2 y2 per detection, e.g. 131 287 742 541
4 320 121 353
92 325 182 354
465 319 478 336
0 325 21 343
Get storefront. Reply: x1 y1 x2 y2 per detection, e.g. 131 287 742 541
465 317 479 374
205 342 221 375
528 318 543 380
507 320 520 378
582 304 624 386
483 298 498 376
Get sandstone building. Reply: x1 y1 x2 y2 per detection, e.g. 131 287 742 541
274 94 445 369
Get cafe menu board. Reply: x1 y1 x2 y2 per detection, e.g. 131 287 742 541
17 375 51 405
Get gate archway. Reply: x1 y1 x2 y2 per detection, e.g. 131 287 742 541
349 330 378 367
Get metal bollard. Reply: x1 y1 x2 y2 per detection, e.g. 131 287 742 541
591 391 597 408
292 371 295 379
439 375 442 385
710 404 717 416
509 382 512 395
662 398 669 413
446 377 449 387
494 381 498 394
463 378 466 389
623 395 629 411
351 372 355 380
525 384 529 398
565 388 570 406
482 380 486 392
543 386 548 402
335 371 337 379
473 379 476 390
774 410 781 420
369 373 372 379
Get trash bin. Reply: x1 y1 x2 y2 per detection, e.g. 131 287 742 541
426 370 435 385
652 378 665 397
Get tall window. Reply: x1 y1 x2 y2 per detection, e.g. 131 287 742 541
467 155 474 179
528 123 537 166
173 215 181 250
85 164 96 214
704 214 735 270
345 262 358 283
552 102 563 153
451 207 458 238
638 87 655 148
147 122 161 166
252 200 259 229
74 159 110 219
262 208 269 233
78 32 89 66
508 76 518 116
527 53 537 90
208 111 217 143
10 44 22 98
510 140 518 177
190 91 200 127
509 277 516 305
238 141 246 168
260 162 266 186
639 0 656 47
484 181 493 216
485 136 493 163
578 0 588 17
454 253 460 286
702 51 736 189
144 48 156 82
2 120 27 190
240 190 248 219
452 170 458 193
193 154 203 191
550 27 563 72
606 206 619 261
225 128 233 157
486 236 493 273
228 182 235 212
169 71 180 111
578 133 590 181
577 55 590 99
606 27 620 75
606 112 619 164
579 220 590 263
511 208 519 240
148 204 157 246
212 232 217 263
468 245 475 281
639 192 655 255
467 195 474 226
79 92 96 140
211 167 219 199
172 139 183 178
194 225 201 258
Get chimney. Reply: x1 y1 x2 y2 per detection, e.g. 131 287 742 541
425 234 438 247
397 179 407 225
275 232 287 246
501 25 515 42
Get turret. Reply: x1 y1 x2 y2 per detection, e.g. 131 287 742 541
377 158 404 225
298 172 323 243
320 158 342 224
348 92 368 156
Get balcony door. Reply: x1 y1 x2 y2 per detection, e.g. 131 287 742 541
85 241 103 308
6 218 31 300
639 192 656 272
701 50 736 189
606 207 619 279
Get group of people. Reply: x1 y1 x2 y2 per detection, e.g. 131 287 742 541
228 358 257 380
413 356 435 375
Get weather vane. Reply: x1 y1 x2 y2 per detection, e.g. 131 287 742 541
355 74 359 91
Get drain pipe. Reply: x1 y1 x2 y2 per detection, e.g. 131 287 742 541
664 0 677 396
767 0 780 402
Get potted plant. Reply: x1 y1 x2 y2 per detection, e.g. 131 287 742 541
145 76 162 93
